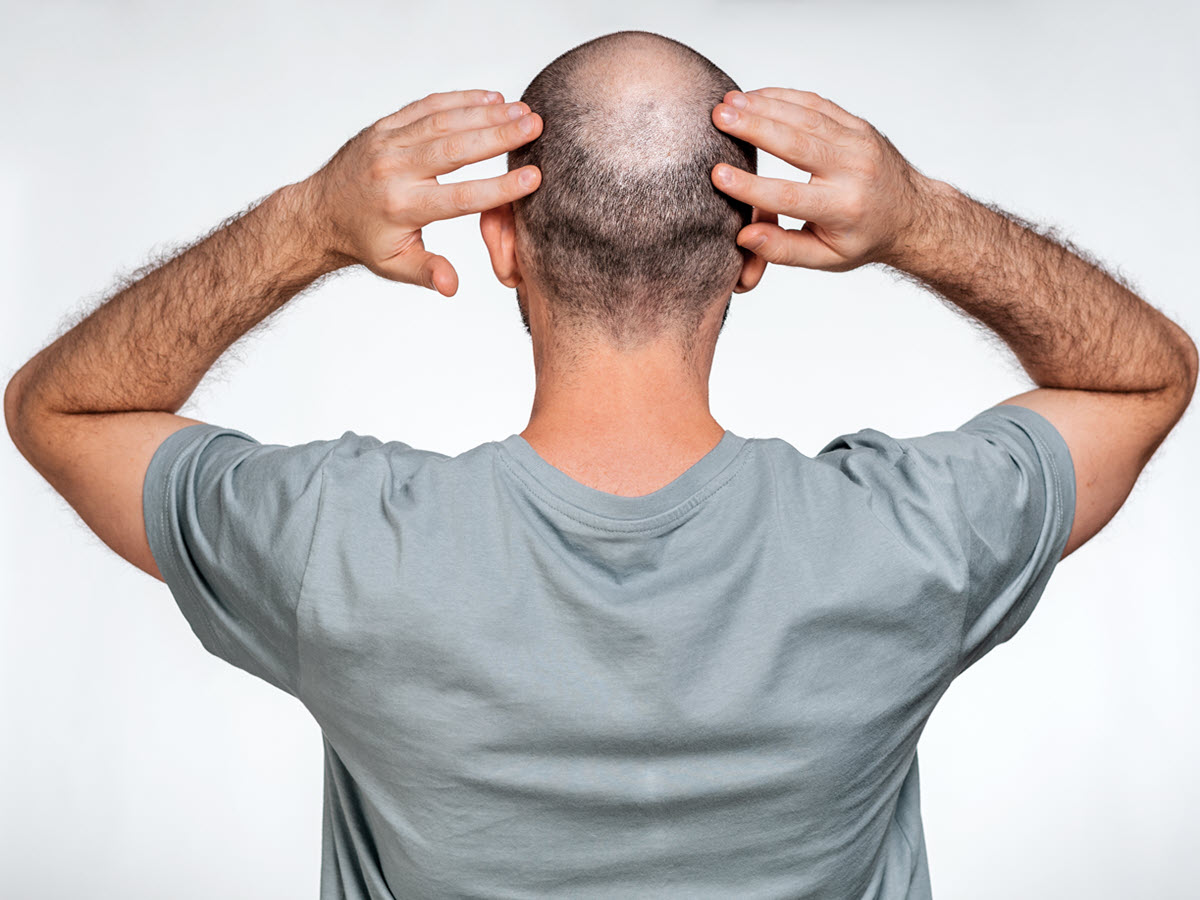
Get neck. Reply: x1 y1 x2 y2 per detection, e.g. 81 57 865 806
514 284 732 493
519 329 726 493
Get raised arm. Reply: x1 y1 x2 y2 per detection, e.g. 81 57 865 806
4 90 543 579
710 86 1197 559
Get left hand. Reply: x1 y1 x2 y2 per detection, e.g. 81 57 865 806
303 89 543 295
711 88 931 273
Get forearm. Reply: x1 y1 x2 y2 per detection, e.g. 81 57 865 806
891 178 1198 398
6 180 343 424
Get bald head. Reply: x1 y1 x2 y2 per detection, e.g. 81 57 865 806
507 31 756 351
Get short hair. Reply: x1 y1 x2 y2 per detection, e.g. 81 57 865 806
507 31 757 352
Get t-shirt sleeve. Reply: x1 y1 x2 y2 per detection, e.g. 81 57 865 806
816 404 1076 675
142 423 352 697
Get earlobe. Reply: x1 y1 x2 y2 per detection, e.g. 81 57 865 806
735 245 768 293
479 203 522 289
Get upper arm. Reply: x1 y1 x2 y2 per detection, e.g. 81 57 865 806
997 384 1191 559
6 407 207 580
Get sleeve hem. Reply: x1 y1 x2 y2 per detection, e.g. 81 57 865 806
954 403 1077 670
143 423 255 661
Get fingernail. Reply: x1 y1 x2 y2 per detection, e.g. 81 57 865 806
506 104 524 120
744 234 767 251
717 106 738 125
728 92 748 109
484 91 501 103
519 168 537 187
715 165 734 185
519 114 537 134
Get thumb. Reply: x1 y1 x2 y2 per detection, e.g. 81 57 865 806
414 250 459 297
737 221 844 271
380 245 459 296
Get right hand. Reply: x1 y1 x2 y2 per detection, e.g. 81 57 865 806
302 89 542 295
711 88 941 273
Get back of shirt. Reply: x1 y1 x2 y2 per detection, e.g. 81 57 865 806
144 404 1075 899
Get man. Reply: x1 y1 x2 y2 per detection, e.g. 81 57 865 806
5 27 1194 899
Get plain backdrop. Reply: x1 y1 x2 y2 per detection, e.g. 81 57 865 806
2 1 1197 897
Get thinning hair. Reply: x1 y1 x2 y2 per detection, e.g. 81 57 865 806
507 31 757 352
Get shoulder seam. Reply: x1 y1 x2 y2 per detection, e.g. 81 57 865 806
293 463 330 701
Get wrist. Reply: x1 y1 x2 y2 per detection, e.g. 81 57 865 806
879 175 965 275
274 179 357 277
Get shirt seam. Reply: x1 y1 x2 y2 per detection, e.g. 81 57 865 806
158 432 229 659
293 464 329 702
954 411 1066 668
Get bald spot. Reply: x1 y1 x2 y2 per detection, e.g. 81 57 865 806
508 30 757 351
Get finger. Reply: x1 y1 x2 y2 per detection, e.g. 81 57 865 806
388 101 530 148
390 247 459 296
411 166 541 222
408 112 543 176
735 220 845 271
378 89 506 131
733 208 776 293
752 207 778 228
713 102 842 175
723 90 856 147
746 87 866 132
712 164 833 221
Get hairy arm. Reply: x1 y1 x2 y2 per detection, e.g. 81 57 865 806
890 181 1197 399
711 86 1197 558
7 184 340 419
4 184 339 578
892 183 1197 556
5 89 542 579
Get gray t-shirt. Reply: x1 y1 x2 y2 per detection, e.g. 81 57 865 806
143 403 1075 899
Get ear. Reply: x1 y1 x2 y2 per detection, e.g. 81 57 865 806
479 202 522 289
733 208 776 294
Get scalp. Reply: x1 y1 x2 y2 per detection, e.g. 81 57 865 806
507 31 757 348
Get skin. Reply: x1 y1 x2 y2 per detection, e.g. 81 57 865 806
479 200 767 497
4 71 1197 585
708 86 1197 558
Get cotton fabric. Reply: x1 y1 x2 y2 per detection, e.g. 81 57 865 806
143 403 1075 898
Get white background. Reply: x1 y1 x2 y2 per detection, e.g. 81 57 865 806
2 1 1197 896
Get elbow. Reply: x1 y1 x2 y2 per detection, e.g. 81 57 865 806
1173 325 1199 412
1156 322 1199 430
4 372 24 441
4 365 42 457
4 368 27 450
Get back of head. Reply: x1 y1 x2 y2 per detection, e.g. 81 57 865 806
508 31 756 352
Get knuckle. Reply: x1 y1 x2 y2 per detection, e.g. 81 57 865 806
799 108 829 138
367 156 392 183
429 109 453 134
440 134 466 163
449 182 475 212
777 181 802 210
762 239 789 264
848 148 879 180
789 131 814 163
851 129 877 154
382 187 408 218
398 96 426 118
841 193 866 220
